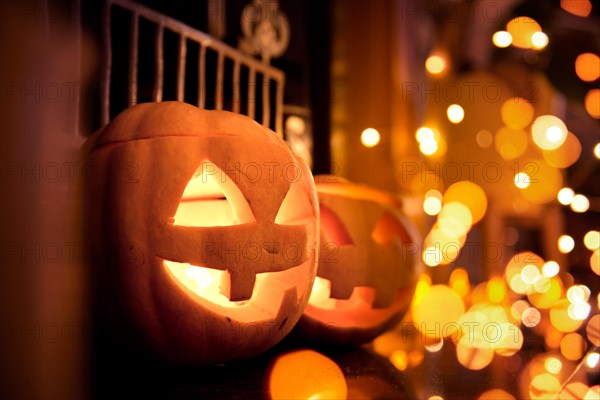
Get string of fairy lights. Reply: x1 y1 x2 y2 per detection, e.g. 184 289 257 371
367 1 599 399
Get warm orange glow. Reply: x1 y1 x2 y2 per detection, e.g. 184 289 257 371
544 357 562 374
492 31 512 48
501 98 534 130
585 89 600 119
560 382 590 400
423 194 443 216
587 352 599 368
591 250 599 275
595 143 600 158
306 273 412 333
409 350 424 367
542 132 582 168
493 322 523 356
557 188 575 205
532 115 568 150
495 127 528 160
587 314 600 346
438 202 473 236
476 130 494 148
522 307 541 327
542 261 560 277
511 300 530 320
529 374 561 399
533 275 551 293
529 277 562 309
545 327 564 349
315 180 401 209
478 389 515 400
584 386 600 400
560 333 587 360
531 31 549 49
569 302 591 320
487 278 506 303
411 285 465 340
568 285 591 303
420 140 439 156
450 268 471 298
361 128 380 148
425 54 447 75
456 340 494 370
558 235 575 253
505 252 545 290
309 277 335 309
412 274 432 304
447 104 465 124
416 127 439 143
372 331 403 358
443 181 487 224
506 16 542 49
550 299 583 332
561 0 592 17
520 159 563 204
583 231 600 250
575 53 600 82
165 261 230 303
268 350 347 400
509 274 528 294
389 350 408 371
514 172 531 189
423 245 442 267
571 194 590 212
425 339 444 353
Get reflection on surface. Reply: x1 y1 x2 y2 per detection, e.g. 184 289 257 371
477 388 515 399
267 349 347 400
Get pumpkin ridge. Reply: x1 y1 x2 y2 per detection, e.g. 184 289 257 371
90 132 268 153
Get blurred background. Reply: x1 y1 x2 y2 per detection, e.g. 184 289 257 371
1 0 599 399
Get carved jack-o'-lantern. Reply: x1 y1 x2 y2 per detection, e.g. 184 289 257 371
85 102 318 364
298 177 421 345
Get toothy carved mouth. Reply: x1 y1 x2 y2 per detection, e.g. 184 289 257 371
162 258 312 322
305 276 413 328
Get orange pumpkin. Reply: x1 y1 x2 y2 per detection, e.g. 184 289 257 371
85 102 319 363
298 177 421 345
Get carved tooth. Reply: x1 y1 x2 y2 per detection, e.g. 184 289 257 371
221 271 256 301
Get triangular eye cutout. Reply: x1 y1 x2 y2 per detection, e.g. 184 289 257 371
371 211 411 247
172 161 255 227
275 177 314 225
319 204 353 246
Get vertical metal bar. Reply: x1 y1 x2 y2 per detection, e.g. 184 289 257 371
176 35 187 101
275 78 284 138
153 24 164 102
247 68 256 119
128 12 139 106
198 44 207 108
207 0 226 39
232 60 240 113
72 0 82 135
101 0 112 126
262 73 270 128
215 50 224 110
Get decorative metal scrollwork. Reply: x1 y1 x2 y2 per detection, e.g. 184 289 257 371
239 0 289 63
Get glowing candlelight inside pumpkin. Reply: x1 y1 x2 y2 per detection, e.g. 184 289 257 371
299 178 422 345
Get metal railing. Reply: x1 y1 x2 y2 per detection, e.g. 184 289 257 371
101 0 285 137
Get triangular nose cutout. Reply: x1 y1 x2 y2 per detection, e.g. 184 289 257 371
173 160 255 227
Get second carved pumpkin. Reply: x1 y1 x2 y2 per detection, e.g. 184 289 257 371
297 177 422 345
